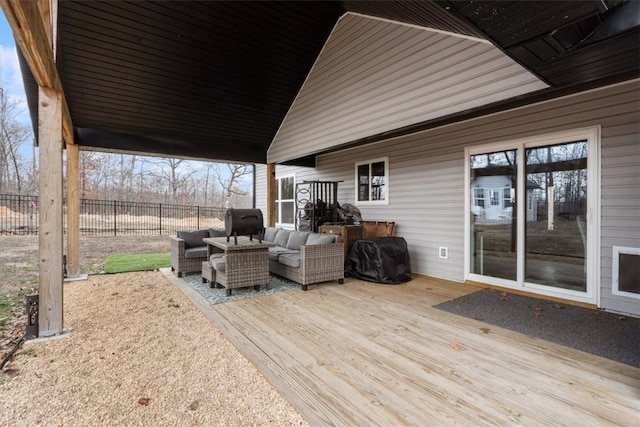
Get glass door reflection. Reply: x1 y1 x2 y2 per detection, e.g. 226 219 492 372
470 150 518 281
525 141 588 292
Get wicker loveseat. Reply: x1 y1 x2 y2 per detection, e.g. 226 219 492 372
170 228 225 277
263 227 344 291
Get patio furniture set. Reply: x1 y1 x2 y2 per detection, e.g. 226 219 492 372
170 209 400 296
170 225 345 295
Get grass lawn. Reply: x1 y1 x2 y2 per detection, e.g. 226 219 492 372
104 252 170 274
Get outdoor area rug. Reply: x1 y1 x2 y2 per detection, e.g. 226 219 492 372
181 273 300 305
434 289 640 367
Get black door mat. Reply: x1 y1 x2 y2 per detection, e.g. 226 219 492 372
434 289 640 367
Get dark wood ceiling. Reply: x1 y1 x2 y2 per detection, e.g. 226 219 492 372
441 0 639 87
54 1 344 163
20 0 640 165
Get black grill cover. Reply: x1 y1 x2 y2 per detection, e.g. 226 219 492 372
345 237 411 284
225 208 264 240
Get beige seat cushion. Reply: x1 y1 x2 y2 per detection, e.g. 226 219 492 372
184 247 207 259
211 256 226 272
278 252 301 268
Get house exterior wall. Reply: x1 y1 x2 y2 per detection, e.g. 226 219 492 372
600 87 640 316
268 12 547 164
258 80 640 316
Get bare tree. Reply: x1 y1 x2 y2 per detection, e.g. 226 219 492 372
0 86 31 193
202 162 216 206
148 157 198 203
117 154 138 198
72 151 252 208
214 163 252 208
80 151 130 199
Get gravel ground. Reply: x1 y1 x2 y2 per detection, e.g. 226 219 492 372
0 235 172 363
0 270 309 426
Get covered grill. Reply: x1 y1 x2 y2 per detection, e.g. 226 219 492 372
225 209 264 244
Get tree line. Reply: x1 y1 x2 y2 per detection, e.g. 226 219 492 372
0 85 253 208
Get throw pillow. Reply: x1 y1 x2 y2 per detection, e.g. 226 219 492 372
273 229 291 247
208 228 226 238
286 231 311 250
306 233 336 245
263 227 281 242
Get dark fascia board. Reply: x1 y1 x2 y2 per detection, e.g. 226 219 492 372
534 27 640 87
282 72 639 165
582 0 640 45
17 47 39 143
75 127 267 164
281 154 316 168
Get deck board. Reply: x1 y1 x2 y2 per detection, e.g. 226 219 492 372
172 273 640 426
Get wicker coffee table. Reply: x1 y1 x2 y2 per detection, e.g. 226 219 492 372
203 236 273 296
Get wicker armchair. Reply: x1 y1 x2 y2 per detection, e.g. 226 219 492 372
170 236 204 277
170 228 224 277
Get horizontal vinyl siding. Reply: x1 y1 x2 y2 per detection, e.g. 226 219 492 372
268 12 547 163
255 166 267 213
318 136 465 281
600 114 640 316
260 80 639 315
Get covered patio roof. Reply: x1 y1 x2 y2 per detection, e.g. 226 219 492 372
18 0 640 165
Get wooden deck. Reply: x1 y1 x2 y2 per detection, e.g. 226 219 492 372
172 274 640 426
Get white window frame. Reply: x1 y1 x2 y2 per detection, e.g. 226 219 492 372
464 127 601 306
275 174 295 229
473 188 485 208
355 156 389 206
503 187 513 209
612 246 640 299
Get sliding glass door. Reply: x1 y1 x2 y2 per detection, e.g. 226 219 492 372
466 128 598 303
525 141 588 292
469 149 517 281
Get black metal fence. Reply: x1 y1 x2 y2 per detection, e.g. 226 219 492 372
0 194 226 235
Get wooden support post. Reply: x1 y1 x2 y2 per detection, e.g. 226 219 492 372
36 0 51 48
38 86 64 337
266 163 276 227
66 142 80 277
